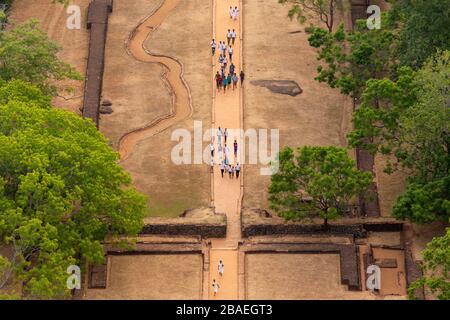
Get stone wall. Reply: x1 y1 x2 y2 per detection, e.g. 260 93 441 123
82 0 113 126
242 208 403 238
141 207 227 238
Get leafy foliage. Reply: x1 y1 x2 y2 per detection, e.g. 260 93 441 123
269 146 373 226
278 0 345 32
0 81 146 299
0 20 81 96
408 229 450 300
307 17 396 98
390 0 450 69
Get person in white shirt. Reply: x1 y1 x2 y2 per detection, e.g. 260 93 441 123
212 279 220 296
220 161 225 178
211 39 216 56
228 165 233 178
218 260 225 276
229 6 233 19
236 163 241 178
227 29 232 45
228 46 233 61
233 7 239 21
231 29 237 45
217 126 222 145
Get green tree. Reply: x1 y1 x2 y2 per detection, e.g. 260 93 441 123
347 51 449 224
393 177 449 224
269 146 373 228
348 66 418 156
408 229 450 300
278 0 345 32
0 20 81 96
307 17 396 99
395 51 450 183
390 0 450 69
0 81 146 299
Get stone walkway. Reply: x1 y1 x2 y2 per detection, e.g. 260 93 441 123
208 0 243 300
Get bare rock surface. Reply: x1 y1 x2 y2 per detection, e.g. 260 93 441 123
250 80 303 96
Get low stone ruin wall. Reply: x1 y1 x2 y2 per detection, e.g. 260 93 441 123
242 208 403 238
141 207 227 238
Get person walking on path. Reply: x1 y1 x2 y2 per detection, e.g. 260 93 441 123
215 71 222 91
220 41 226 55
231 29 236 45
224 128 229 144
226 73 232 90
228 165 233 178
233 139 238 157
228 45 233 61
209 142 215 158
229 6 233 19
223 55 228 69
224 143 230 162
218 260 225 276
212 279 220 296
229 62 235 76
240 70 245 86
220 161 225 178
232 73 238 90
233 6 239 20
222 75 228 93
236 162 241 179
217 126 222 145
227 29 232 45
211 39 217 55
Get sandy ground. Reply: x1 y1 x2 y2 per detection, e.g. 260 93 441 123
86 254 203 300
242 0 354 210
375 155 407 217
8 0 89 114
118 0 193 161
100 0 212 217
245 253 374 299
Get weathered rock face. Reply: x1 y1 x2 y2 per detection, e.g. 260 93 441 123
99 105 113 114
250 80 303 96
101 99 113 106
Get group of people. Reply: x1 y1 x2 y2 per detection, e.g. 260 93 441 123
220 160 241 179
212 260 225 296
209 127 241 180
210 5 245 93
229 6 239 20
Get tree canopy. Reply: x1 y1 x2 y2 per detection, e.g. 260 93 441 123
408 228 450 300
269 146 373 227
278 0 345 32
0 20 81 96
390 0 450 69
348 51 450 224
0 81 146 299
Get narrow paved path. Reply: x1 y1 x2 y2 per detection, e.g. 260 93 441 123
119 0 192 161
209 0 243 300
